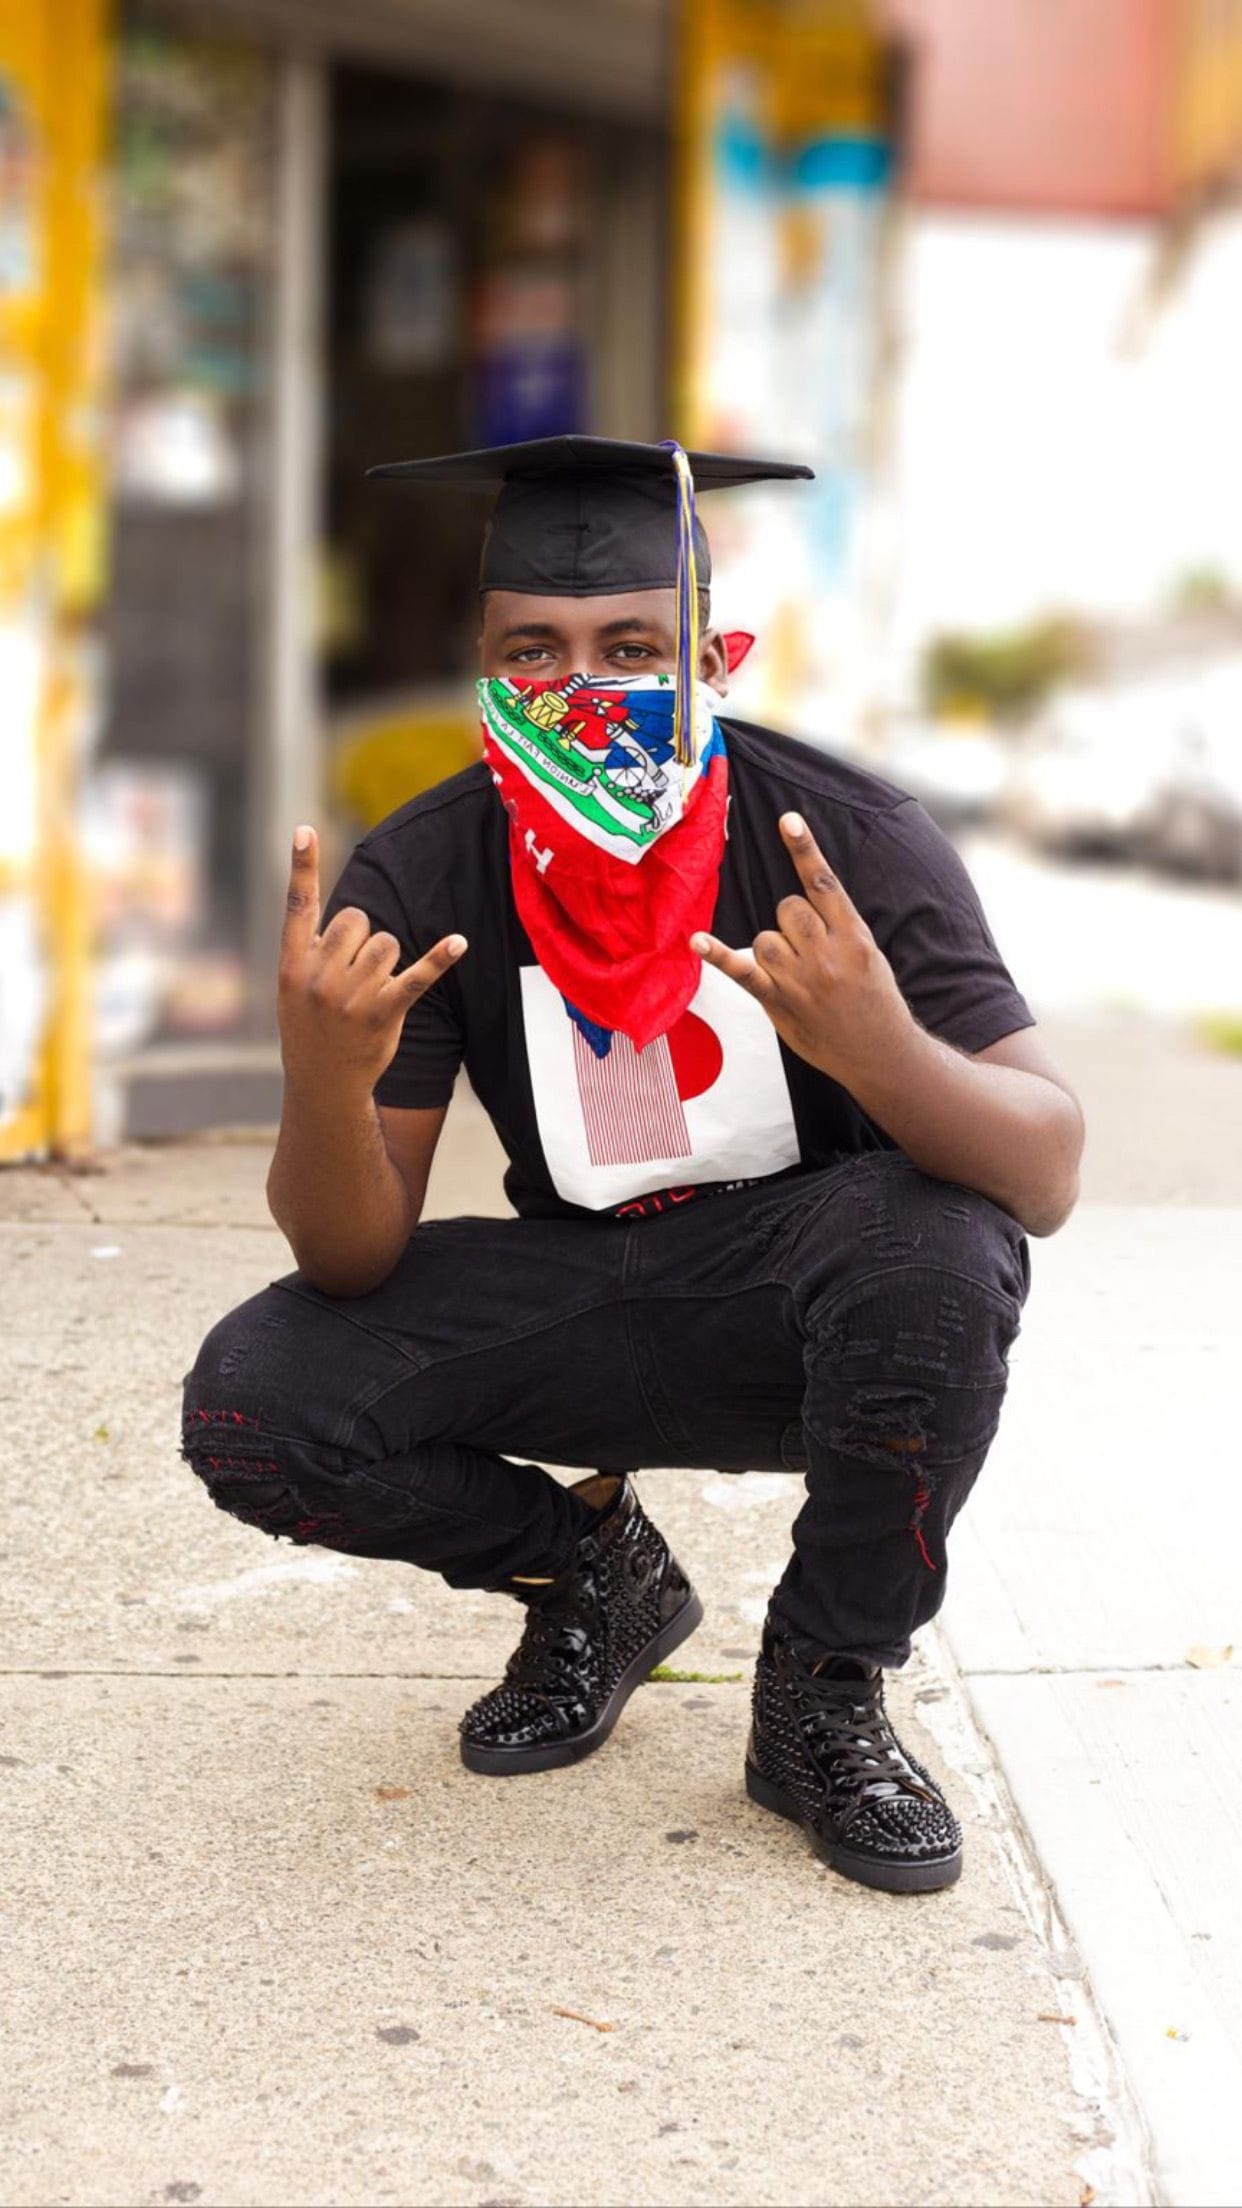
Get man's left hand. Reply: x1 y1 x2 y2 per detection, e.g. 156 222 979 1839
691 812 915 1087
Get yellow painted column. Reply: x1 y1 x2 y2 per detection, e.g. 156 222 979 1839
0 0 108 1162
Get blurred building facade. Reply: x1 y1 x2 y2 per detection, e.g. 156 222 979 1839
3 0 905 1150
4 0 680 1147
99 0 677 1139
885 0 1242 697
6 0 1242 1155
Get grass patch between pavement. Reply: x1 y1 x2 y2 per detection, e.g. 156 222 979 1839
649 1665 745 1684
1194 1011 1242 1057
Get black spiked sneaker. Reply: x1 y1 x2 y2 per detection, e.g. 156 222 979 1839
746 1625 963 1892
459 1474 703 1775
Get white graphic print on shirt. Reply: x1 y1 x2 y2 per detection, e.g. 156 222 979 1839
518 959 799 1211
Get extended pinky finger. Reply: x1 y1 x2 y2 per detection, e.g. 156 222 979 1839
690 931 777 1001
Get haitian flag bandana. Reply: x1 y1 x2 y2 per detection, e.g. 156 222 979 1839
479 671 729 1053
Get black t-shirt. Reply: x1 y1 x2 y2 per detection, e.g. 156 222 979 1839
323 716 1034 1221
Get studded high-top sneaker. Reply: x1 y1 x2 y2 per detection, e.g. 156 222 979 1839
459 1475 703 1775
746 1625 963 1892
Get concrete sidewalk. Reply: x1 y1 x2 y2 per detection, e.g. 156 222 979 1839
945 1206 1242 2208
2 1112 1146 2208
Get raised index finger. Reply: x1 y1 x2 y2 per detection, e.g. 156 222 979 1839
381 933 468 1007
779 811 845 924
280 825 320 959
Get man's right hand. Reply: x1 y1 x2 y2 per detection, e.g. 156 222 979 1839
276 826 466 1094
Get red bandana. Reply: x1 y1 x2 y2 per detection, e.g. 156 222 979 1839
480 674 729 1051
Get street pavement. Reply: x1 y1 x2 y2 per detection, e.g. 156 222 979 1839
3 1010 1238 2205
961 831 1242 1031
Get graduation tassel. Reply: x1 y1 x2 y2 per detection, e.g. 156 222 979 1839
659 439 700 769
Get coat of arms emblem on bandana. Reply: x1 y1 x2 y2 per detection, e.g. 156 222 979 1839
479 673 722 865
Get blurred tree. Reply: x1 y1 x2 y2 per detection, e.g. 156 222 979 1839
921 616 1088 724
1169 564 1234 614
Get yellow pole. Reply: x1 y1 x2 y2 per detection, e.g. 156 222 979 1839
0 0 108 1163
42 0 108 1157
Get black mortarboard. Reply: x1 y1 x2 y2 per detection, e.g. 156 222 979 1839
366 434 814 598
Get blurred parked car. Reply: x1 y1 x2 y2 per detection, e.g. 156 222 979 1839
1003 679 1191 859
1139 665 1242 881
876 722 1009 829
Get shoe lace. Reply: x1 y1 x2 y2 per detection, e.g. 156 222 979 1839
506 1588 593 1694
793 1673 934 1805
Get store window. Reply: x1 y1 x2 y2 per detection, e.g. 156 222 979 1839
98 16 276 1048
323 66 627 828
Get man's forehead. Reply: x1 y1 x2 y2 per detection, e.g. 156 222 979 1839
482 589 679 632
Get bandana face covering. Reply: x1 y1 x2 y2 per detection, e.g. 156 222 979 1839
479 671 729 1053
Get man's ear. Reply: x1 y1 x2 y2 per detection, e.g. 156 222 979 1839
699 627 730 698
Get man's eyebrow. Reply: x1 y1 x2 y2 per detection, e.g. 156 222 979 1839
596 616 666 638
499 621 564 643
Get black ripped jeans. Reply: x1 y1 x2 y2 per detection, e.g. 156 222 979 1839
181 1152 1030 1666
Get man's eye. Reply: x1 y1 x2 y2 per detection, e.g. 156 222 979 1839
610 643 655 661
510 646 553 664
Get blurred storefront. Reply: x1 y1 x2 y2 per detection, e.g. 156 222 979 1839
2 0 907 1153
103 0 673 1138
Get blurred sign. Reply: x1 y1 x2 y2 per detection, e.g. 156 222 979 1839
82 763 206 947
111 30 273 508
81 759 220 1055
114 389 242 506
677 0 894 735
471 136 589 444
363 218 458 371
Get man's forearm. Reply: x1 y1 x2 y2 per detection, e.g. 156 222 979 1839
840 1025 1082 1236
267 1078 416 1296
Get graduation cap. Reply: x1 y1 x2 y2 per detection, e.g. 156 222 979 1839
366 434 813 598
367 434 814 763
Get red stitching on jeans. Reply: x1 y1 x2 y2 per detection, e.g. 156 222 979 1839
190 1408 258 1427
910 1480 937 1572
198 1455 280 1474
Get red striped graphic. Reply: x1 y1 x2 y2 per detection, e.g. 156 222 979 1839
572 1024 692 1167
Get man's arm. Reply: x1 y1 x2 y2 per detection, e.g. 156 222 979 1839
265 826 465 1297
828 1020 1082 1237
692 812 1084 1238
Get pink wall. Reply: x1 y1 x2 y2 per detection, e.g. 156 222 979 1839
884 0 1176 216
